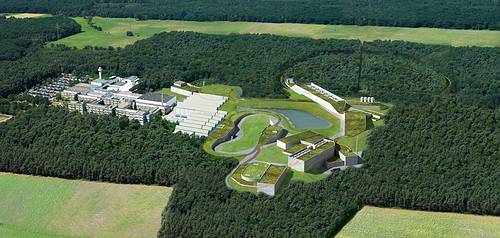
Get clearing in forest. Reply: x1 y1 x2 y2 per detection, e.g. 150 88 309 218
337 206 500 238
0 173 172 238
2 13 50 18
51 17 500 48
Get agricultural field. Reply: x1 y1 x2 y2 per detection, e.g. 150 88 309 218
1 13 50 18
0 173 172 238
51 17 500 48
337 206 500 238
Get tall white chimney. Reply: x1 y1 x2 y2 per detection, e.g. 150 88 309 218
98 67 103 80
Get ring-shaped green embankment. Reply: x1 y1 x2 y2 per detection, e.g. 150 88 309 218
216 114 271 153
240 162 270 182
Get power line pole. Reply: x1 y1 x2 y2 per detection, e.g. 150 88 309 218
55 23 61 40
357 42 364 92
355 135 359 154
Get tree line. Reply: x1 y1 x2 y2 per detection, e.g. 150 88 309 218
0 16 80 61
0 0 499 30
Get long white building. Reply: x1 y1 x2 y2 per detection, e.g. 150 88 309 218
165 93 228 137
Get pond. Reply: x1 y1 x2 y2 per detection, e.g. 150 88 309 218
238 107 331 129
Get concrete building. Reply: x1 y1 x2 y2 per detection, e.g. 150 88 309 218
308 82 344 102
166 93 228 137
67 101 85 112
136 93 176 113
277 131 320 150
277 131 337 172
171 86 194 97
173 81 187 87
287 140 336 172
338 145 361 166
62 83 96 101
115 108 148 124
106 76 140 92
86 103 116 115
64 73 178 125
256 165 289 196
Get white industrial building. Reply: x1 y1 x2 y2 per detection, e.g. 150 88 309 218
65 67 176 124
165 93 228 137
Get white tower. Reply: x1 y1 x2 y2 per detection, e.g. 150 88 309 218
98 67 103 80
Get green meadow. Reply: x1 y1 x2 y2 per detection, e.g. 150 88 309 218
0 173 172 238
218 114 270 153
337 206 500 238
52 17 500 48
1 13 50 18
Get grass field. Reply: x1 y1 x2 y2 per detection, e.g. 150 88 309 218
255 145 288 164
337 206 500 238
0 173 172 238
218 114 270 153
242 162 269 180
2 13 50 18
337 119 384 152
51 17 500 48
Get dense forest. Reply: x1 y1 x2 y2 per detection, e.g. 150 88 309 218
0 19 498 237
1 32 360 98
1 0 499 30
0 107 234 186
0 16 80 61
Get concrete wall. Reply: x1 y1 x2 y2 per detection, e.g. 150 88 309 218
288 157 306 172
290 85 345 120
288 146 335 172
257 168 289 196
277 139 300 150
265 129 288 145
211 113 252 150
257 183 276 196
171 86 193 96
339 152 360 166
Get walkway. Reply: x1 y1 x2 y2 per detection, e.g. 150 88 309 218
285 81 346 139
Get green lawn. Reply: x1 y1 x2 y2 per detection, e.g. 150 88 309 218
290 170 328 183
345 111 368 136
51 17 500 48
337 119 384 152
255 145 289 164
0 173 172 238
237 98 341 138
241 162 269 180
205 96 341 156
200 84 242 99
217 114 270 153
337 206 500 238
156 88 187 101
227 177 257 193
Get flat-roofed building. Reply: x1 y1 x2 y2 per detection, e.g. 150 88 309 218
86 103 116 115
136 93 176 112
67 101 85 113
91 79 116 87
115 108 148 124
62 83 96 100
287 140 336 172
167 93 228 137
